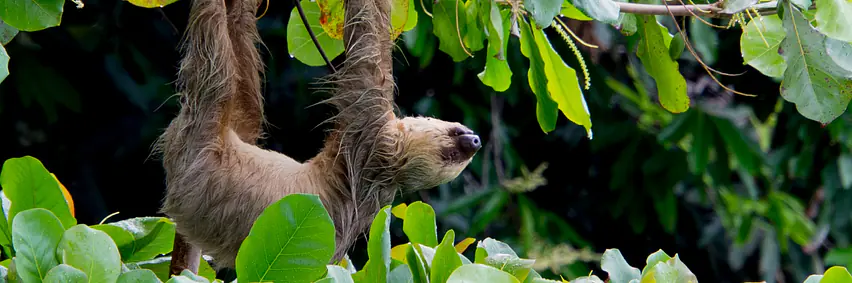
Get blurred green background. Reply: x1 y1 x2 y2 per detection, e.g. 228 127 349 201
1 0 850 282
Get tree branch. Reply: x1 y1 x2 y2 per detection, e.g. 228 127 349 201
614 1 781 18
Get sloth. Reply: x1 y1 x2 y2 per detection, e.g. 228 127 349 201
153 0 482 272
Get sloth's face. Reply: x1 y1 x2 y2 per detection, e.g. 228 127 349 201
383 116 481 191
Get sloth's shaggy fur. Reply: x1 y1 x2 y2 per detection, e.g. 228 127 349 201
154 0 481 270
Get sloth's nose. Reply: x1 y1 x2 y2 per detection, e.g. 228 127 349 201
458 134 481 155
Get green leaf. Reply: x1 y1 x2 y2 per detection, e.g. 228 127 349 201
689 111 712 173
525 0 562 28
571 0 619 24
0 0 63 31
689 17 718 65
652 255 697 283
0 44 7 85
404 0 418 31
531 18 593 138
316 0 345 39
363 205 393 283
0 156 76 229
463 0 485 52
518 18 558 133
42 264 87 283
389 262 414 283
637 16 689 113
403 201 439 247
0 19 17 45
561 1 592 21
481 254 535 281
826 38 852 73
286 0 345 67
117 269 162 283
641 249 672 276
779 1 852 124
815 0 852 41
235 194 335 283
669 31 686 60
407 244 429 283
712 116 761 174
570 276 605 283
432 0 472 61
126 0 180 8
12 208 65 283
56 225 122 283
477 5 513 92
446 264 520 283
174 270 209 283
822 266 852 282
600 249 640 283
791 0 812 9
741 14 786 78
476 238 519 258
431 230 463 283
803 275 823 283
92 217 176 262
124 256 215 283
326 265 355 283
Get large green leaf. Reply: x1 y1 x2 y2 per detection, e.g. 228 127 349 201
389 262 414 283
430 230 463 283
478 8 513 92
235 194 335 283
741 14 786 78
12 208 64 283
636 16 689 113
403 201 439 247
822 266 852 282
92 217 175 262
531 18 593 138
42 264 87 283
362 205 392 283
600 249 640 283
446 264 520 283
779 0 852 124
116 269 162 283
0 156 76 229
476 238 519 258
0 0 63 31
518 19 558 133
571 0 619 24
462 0 485 52
432 0 471 61
525 0 562 28
286 0 345 67
0 19 17 45
826 38 852 73
815 0 852 41
407 244 429 283
56 225 122 283
481 254 535 281
126 0 180 8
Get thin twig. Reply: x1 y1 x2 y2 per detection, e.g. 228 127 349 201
295 0 337 73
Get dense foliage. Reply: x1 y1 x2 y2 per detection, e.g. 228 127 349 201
2 155 852 283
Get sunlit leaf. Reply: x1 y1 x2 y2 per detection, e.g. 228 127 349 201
235 194 335 283
636 16 689 113
561 1 592 21
407 244 429 283
571 0 619 24
432 0 471 61
404 0 418 31
814 0 852 41
822 266 852 282
392 0 412 39
126 0 179 8
286 0 345 67
454 238 476 254
741 14 786 77
779 1 852 124
56 225 123 283
12 208 64 283
42 264 87 283
826 38 852 73
0 0 63 31
317 0 345 39
641 249 671 276
431 230 463 283
363 205 393 283
392 243 411 263
531 18 593 138
463 0 485 52
518 18 558 132
0 156 76 230
478 8 513 92
601 249 641 283
403 201 439 247
526 0 563 28
446 264 520 283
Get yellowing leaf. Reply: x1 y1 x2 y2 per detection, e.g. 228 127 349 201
531 19 593 138
454 237 476 253
391 0 412 39
636 16 689 113
51 173 74 217
317 0 345 40
391 243 411 263
126 0 179 8
392 203 408 219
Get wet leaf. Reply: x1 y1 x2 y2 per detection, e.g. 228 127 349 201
92 217 175 262
286 0 345 67
56 225 122 283
637 16 689 113
0 156 76 230
779 1 852 124
12 209 64 283
741 14 786 78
